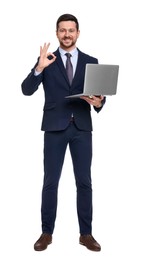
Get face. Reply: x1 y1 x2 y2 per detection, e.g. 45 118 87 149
56 21 80 51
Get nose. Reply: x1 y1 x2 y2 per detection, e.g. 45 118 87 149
65 30 70 36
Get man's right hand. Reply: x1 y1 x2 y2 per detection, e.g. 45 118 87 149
36 43 56 72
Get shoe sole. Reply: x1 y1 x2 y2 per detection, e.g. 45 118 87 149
34 241 52 251
79 241 101 252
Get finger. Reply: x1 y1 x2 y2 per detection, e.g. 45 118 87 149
49 56 57 64
47 52 57 60
44 42 50 50
96 95 103 100
40 42 50 56
40 44 46 56
40 46 42 56
92 96 102 101
80 96 99 106
80 96 92 104
46 52 53 57
80 96 89 101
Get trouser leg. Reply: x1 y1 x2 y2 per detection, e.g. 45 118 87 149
69 127 93 235
41 131 67 234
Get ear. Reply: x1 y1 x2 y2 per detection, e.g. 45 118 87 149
77 30 80 38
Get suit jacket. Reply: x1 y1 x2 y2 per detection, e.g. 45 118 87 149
21 48 106 131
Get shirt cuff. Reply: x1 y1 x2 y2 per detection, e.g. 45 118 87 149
34 69 42 76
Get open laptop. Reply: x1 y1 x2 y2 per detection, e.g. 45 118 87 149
65 64 119 98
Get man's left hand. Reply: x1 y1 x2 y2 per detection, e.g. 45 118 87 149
80 95 104 108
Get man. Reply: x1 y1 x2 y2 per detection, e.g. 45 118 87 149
21 13 106 252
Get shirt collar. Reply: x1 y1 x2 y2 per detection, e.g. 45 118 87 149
59 47 78 57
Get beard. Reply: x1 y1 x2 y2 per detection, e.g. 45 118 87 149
59 36 77 49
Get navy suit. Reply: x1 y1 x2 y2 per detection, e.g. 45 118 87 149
21 48 106 235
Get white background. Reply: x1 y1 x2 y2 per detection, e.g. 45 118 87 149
0 0 141 259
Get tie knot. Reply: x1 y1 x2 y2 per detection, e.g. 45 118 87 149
65 53 72 58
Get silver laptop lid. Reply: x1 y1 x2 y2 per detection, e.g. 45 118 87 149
83 64 119 95
66 64 119 98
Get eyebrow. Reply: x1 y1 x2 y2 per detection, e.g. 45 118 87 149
58 28 77 30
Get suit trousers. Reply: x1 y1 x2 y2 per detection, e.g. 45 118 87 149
41 120 93 235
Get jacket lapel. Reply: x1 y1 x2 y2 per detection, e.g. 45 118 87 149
54 49 70 85
54 49 86 89
71 50 86 90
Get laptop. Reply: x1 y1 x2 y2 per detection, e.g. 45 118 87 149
65 64 119 98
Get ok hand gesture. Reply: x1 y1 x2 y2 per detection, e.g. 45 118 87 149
36 43 56 72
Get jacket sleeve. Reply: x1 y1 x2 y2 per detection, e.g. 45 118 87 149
92 58 106 112
21 58 43 96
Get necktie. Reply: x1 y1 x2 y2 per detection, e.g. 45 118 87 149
65 53 73 85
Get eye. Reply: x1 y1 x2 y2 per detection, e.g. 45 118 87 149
58 29 65 33
69 29 75 33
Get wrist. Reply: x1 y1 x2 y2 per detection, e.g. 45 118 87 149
35 65 44 73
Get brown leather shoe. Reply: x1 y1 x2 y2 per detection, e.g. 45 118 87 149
34 233 52 251
79 234 101 251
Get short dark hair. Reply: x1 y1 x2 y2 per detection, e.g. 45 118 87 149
56 14 79 31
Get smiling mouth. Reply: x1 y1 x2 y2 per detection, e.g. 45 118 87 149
63 37 72 41
62 39 72 45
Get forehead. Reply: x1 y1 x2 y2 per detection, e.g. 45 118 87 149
58 21 77 29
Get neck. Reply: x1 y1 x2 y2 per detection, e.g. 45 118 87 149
59 45 76 52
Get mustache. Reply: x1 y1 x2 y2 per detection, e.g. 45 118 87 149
63 36 72 40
